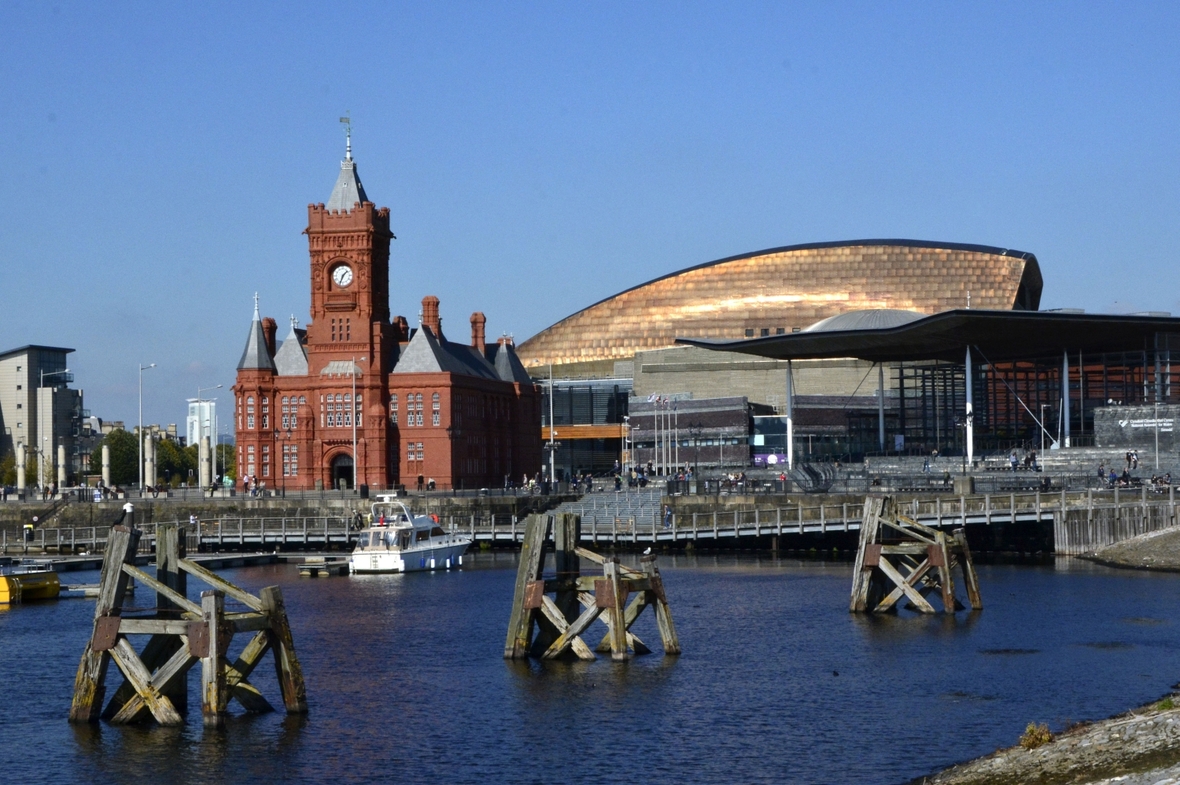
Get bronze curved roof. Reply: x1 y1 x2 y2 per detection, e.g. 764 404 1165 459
517 239 1042 368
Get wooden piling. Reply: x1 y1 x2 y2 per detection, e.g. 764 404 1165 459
850 495 981 615
70 515 309 727
504 513 681 661
504 514 550 659
200 590 228 727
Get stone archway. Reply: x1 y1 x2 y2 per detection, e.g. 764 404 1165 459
330 453 354 490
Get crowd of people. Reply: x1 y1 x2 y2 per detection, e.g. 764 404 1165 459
1097 450 1172 489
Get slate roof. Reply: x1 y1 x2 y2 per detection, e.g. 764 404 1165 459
488 342 533 384
392 327 500 380
327 158 368 212
237 308 276 372
274 322 308 376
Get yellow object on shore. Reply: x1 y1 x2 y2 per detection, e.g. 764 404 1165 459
0 570 61 603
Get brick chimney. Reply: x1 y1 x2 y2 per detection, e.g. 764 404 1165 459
470 312 486 348
261 317 278 358
421 296 441 337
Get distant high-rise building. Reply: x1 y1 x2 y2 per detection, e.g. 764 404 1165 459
186 399 216 447
0 345 86 484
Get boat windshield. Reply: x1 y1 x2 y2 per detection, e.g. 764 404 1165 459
371 504 413 526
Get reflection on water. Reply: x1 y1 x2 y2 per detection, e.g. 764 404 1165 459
4 554 1180 784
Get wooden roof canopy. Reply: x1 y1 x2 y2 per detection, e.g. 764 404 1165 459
676 309 1180 364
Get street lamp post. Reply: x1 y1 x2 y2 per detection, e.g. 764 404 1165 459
350 357 366 491
548 364 556 484
138 363 155 493
40 367 72 494
1040 404 1048 459
275 427 293 496
197 384 222 493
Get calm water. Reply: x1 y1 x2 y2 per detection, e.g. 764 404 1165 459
4 553 1180 784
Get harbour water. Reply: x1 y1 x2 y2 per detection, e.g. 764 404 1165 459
5 553 1180 784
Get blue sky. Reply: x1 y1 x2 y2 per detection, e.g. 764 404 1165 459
3 2 1179 428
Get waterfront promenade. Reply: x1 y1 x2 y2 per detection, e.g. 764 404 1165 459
3 486 1176 556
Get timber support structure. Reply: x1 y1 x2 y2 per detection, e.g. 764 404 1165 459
505 512 680 662
69 522 307 727
850 495 982 614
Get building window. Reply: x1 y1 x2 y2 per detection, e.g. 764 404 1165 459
776 327 786 335
390 394 398 425
247 415 255 429
745 328 754 337
417 442 424 461
283 444 298 476
299 395 306 405
282 414 289 429
262 415 269 429
407 442 415 461
432 411 440 427
262 445 270 477
247 445 255 477
760 328 769 337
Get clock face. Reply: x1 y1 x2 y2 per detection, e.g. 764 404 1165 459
332 265 353 287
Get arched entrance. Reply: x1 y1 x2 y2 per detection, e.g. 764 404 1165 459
330 454 354 490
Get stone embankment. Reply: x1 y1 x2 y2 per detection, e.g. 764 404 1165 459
911 697 1180 785
1081 525 1180 572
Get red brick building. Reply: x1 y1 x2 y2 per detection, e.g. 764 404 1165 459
233 140 541 491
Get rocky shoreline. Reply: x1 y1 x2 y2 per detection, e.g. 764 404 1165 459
906 694 1180 785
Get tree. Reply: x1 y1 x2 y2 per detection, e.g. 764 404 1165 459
155 438 194 487
215 443 236 482
90 429 139 486
2 450 39 488
0 451 13 486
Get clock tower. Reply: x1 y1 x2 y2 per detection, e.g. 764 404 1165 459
304 132 395 376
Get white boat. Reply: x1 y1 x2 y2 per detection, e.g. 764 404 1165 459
349 496 471 574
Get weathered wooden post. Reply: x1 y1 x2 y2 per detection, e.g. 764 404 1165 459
70 525 140 723
260 585 308 714
200 590 227 727
504 514 551 659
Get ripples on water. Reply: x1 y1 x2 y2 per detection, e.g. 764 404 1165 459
3 554 1180 784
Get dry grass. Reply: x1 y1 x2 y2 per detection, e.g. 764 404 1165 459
1019 722 1053 750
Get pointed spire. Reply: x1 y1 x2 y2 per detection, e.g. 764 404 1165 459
326 119 368 212
274 313 308 376
237 296 277 372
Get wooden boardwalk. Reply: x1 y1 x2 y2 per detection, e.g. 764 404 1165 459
3 487 1174 555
